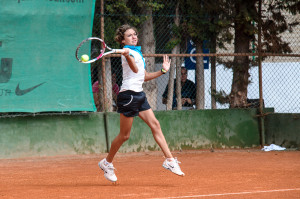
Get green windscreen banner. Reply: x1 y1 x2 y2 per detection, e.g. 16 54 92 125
0 0 96 112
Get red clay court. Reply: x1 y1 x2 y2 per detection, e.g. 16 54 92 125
1 149 299 199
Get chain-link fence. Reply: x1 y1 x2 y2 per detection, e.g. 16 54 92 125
91 0 300 114
1 0 298 118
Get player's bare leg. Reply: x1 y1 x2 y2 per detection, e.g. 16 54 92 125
99 114 134 183
138 109 185 176
106 114 134 162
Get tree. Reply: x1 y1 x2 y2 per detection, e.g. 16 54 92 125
138 0 165 110
229 0 256 108
165 2 180 110
218 0 300 108
178 0 232 109
92 0 160 110
95 0 167 110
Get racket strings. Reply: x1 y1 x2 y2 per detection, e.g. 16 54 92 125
76 37 121 63
77 39 106 61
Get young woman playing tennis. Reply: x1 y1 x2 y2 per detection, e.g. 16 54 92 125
99 24 184 182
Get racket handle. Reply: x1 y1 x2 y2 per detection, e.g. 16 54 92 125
115 49 125 54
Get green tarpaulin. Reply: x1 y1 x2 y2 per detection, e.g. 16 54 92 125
0 0 96 112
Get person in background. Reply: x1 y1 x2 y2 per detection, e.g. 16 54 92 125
92 81 101 111
162 67 196 110
92 73 120 111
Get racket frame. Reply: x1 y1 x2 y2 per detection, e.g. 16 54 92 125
75 37 124 64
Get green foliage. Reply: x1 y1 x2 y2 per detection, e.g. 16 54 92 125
137 0 165 11
260 0 300 54
211 89 230 104
95 0 167 49
93 0 300 108
166 38 181 50
95 0 300 55
178 0 235 52
165 24 182 50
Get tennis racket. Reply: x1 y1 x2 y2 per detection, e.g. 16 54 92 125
75 37 125 64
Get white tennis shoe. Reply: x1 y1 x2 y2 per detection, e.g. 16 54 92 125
162 158 185 176
98 159 117 182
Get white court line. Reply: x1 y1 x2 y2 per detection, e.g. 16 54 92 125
151 188 300 199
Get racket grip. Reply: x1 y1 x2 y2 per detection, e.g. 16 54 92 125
115 49 125 54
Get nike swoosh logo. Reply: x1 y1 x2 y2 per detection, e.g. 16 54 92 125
15 82 45 96
167 163 174 169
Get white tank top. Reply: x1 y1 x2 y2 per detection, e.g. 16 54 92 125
120 46 146 92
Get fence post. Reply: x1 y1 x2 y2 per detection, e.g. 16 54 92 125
258 0 265 146
100 0 110 153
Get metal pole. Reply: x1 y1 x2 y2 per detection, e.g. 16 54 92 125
100 0 106 112
100 0 110 153
258 0 265 146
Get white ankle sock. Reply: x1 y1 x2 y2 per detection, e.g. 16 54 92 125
104 159 112 165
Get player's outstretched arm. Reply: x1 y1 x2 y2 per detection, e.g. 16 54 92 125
144 55 171 82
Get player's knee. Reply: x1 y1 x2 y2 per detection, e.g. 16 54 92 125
123 135 130 142
151 119 161 130
118 131 131 142
121 133 130 142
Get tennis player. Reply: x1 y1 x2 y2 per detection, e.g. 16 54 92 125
99 24 185 182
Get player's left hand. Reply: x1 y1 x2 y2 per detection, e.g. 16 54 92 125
162 55 171 72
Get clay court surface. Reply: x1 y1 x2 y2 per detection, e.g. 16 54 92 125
0 149 299 199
